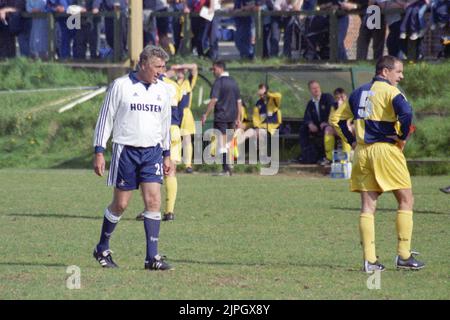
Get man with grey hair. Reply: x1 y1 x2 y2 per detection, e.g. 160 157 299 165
92 45 174 271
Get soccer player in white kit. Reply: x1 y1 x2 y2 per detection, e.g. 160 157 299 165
92 45 174 271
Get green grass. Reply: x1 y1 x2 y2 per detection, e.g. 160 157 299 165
0 170 449 299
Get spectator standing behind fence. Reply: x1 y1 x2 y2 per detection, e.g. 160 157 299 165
203 0 221 60
73 0 100 59
264 0 302 58
93 0 128 58
319 1 358 61
48 0 77 59
379 0 408 59
234 0 260 59
143 0 174 55
356 0 386 60
26 0 48 59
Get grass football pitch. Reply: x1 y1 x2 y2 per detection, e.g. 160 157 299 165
0 169 448 299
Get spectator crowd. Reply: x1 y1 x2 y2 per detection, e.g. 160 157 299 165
0 0 449 60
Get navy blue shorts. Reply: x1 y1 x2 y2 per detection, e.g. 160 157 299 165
214 121 235 135
107 143 163 190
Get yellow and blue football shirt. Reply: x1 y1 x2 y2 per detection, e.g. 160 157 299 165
332 76 413 146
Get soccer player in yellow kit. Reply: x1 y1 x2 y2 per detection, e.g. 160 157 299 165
136 68 183 222
172 63 198 174
330 56 425 273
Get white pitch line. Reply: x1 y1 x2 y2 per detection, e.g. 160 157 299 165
58 87 107 113
0 86 103 94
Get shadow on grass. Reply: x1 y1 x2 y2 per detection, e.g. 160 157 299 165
51 153 109 169
331 207 449 215
169 258 361 272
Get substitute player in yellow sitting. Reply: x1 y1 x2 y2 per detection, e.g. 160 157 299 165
137 68 183 222
330 56 425 273
239 84 282 151
172 63 198 173
328 88 353 160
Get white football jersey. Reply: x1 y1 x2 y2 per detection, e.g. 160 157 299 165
93 73 172 153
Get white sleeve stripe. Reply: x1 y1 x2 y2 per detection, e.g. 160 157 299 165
96 88 113 145
95 86 114 146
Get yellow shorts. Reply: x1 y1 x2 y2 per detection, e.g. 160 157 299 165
170 125 182 163
180 108 196 135
351 142 412 193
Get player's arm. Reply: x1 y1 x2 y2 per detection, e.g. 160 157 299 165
330 99 356 147
236 99 243 127
277 109 282 126
202 98 217 125
252 106 262 128
92 80 120 176
387 93 413 150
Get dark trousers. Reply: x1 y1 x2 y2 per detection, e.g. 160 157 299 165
387 20 406 58
191 16 206 55
234 16 254 59
74 19 100 59
202 16 220 60
105 15 127 54
299 124 325 163
57 18 76 59
400 2 426 34
337 15 349 60
0 28 16 58
356 15 386 60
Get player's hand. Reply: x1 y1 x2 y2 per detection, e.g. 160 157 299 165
93 153 105 177
163 156 173 176
387 135 406 151
201 114 207 126
92 8 99 14
351 142 357 150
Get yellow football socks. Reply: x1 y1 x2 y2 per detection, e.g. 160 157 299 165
164 176 177 214
396 210 413 259
184 142 193 169
359 213 377 263
324 133 335 161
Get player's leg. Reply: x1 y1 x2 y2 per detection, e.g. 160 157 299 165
392 188 424 270
163 160 177 221
94 188 132 268
141 182 172 270
164 125 181 220
360 190 384 272
182 134 193 173
220 132 231 173
323 125 335 164
214 122 232 175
